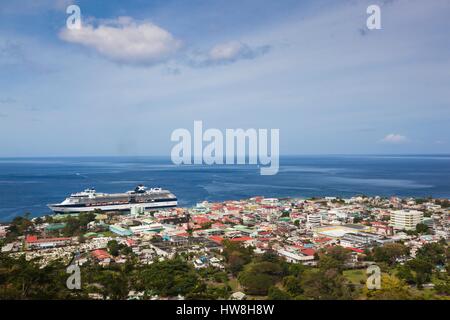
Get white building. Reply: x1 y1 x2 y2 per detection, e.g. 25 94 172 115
129 223 164 234
390 210 424 231
277 249 315 263
306 214 322 229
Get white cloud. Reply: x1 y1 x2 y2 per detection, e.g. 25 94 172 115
209 41 249 61
59 17 181 65
381 134 408 144
187 41 270 67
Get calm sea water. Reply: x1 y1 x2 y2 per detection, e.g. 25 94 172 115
0 155 449 222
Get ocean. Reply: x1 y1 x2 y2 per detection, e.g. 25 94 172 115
0 155 449 222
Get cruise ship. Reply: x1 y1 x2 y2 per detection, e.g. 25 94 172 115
48 185 177 213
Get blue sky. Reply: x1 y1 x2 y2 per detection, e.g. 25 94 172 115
0 0 449 156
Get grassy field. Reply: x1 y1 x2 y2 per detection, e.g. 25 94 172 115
343 269 367 285
228 277 241 292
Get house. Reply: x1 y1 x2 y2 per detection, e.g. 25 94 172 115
91 249 112 265
277 249 315 264
25 235 72 250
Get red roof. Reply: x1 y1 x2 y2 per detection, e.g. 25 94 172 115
126 239 136 247
222 217 240 223
26 235 38 243
230 236 253 242
176 232 189 237
192 216 211 224
26 235 70 244
212 222 225 228
347 247 364 253
91 249 112 260
209 236 224 244
300 248 316 256
314 237 332 243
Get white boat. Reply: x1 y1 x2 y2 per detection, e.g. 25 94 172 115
48 185 177 213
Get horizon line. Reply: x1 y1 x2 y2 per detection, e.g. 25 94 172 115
0 153 450 159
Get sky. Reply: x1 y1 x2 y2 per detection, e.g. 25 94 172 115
0 0 449 157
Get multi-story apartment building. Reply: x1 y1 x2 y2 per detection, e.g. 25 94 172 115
390 209 424 231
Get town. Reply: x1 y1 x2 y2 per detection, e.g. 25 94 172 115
0 195 449 300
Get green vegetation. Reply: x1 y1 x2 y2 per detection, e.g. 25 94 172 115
222 240 254 275
0 254 86 299
0 232 448 300
371 243 409 266
5 214 34 241
61 213 96 236
238 252 287 295
106 240 132 257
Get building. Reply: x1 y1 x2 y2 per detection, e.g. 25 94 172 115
109 224 132 236
277 249 315 264
0 224 9 238
129 223 164 234
25 235 72 249
390 210 424 231
45 223 66 232
340 232 382 248
91 249 112 264
306 214 322 229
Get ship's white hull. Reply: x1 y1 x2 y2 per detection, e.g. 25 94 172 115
48 200 178 213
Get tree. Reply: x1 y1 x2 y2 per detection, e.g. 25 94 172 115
416 242 446 266
0 254 84 299
238 261 284 296
353 216 363 223
96 270 128 299
415 223 429 234
139 258 201 297
268 286 291 300
283 275 303 296
288 263 307 277
301 269 355 300
364 274 414 300
6 215 34 239
373 243 409 266
222 241 253 275
434 277 450 295
326 246 351 264
34 217 44 225
238 272 275 296
228 252 247 275
317 246 351 273
407 258 433 287
107 240 122 257
318 255 343 272
396 265 415 285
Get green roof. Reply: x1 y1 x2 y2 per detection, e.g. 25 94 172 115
84 232 98 237
45 223 67 231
